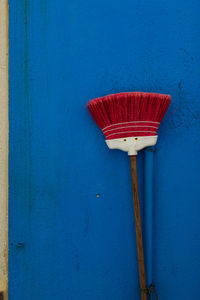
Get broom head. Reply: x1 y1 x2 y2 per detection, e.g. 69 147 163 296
87 92 171 155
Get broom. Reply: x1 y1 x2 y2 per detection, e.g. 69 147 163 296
87 92 171 300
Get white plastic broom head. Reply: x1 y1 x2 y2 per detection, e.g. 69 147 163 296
106 135 158 155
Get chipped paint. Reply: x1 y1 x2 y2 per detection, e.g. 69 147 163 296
0 0 8 298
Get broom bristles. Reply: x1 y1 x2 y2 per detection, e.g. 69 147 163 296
87 92 171 140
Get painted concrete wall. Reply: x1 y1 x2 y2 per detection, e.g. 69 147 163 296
0 0 8 298
9 0 200 299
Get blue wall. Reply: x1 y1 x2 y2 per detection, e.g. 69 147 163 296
9 0 200 299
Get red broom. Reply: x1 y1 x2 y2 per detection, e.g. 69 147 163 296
87 92 171 300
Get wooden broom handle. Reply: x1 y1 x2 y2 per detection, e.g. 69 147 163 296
130 155 147 300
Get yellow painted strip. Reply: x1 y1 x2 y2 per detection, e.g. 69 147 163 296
0 0 8 298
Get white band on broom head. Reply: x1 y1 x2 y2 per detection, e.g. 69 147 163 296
87 92 171 155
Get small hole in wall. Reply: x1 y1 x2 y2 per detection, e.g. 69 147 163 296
134 138 138 141
96 194 100 198
124 139 126 141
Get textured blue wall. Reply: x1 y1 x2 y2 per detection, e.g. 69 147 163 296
9 0 200 299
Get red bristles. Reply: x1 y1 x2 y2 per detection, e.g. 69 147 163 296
87 92 171 140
